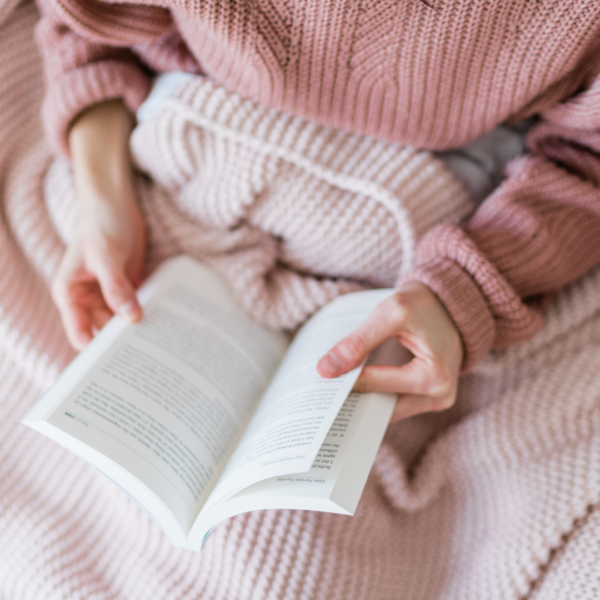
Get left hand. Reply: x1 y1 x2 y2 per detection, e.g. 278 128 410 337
316 282 464 422
52 100 146 350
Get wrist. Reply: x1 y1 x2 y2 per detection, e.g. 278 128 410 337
77 193 143 234
399 259 493 372
75 177 139 215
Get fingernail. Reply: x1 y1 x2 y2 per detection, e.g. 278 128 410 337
119 300 139 322
319 351 343 376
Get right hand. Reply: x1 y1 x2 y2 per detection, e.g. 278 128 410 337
52 101 146 350
317 282 463 422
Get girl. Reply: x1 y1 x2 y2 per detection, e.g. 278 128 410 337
37 0 600 423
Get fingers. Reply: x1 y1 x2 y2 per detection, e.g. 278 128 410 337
352 360 458 419
317 284 464 423
59 301 95 351
353 359 456 398
52 238 143 351
317 295 408 378
51 251 89 350
52 268 110 351
91 305 114 331
92 254 142 323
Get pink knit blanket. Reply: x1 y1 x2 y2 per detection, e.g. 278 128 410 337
2 3 600 598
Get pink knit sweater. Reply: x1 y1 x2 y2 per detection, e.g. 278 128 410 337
35 0 600 369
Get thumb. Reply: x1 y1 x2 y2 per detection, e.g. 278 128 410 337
94 255 142 323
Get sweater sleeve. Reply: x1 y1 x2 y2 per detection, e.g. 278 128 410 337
400 74 600 371
35 0 172 156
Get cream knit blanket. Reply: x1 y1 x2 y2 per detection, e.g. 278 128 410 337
48 70 473 330
1 3 600 599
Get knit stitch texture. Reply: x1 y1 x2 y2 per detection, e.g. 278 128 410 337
1 4 600 599
118 76 471 328
35 0 600 369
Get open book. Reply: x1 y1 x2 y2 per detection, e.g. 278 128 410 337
22 256 407 551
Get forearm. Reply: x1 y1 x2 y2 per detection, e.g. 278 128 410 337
69 100 140 220
51 99 146 350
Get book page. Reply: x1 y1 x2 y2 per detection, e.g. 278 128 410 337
203 288 396 506
189 339 408 548
24 257 288 537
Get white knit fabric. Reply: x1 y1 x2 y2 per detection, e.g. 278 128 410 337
1 4 600 600
47 74 474 330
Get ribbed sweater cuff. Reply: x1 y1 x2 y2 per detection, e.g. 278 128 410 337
42 60 151 157
398 257 495 372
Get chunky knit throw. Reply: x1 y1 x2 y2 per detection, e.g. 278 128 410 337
2 3 600 599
